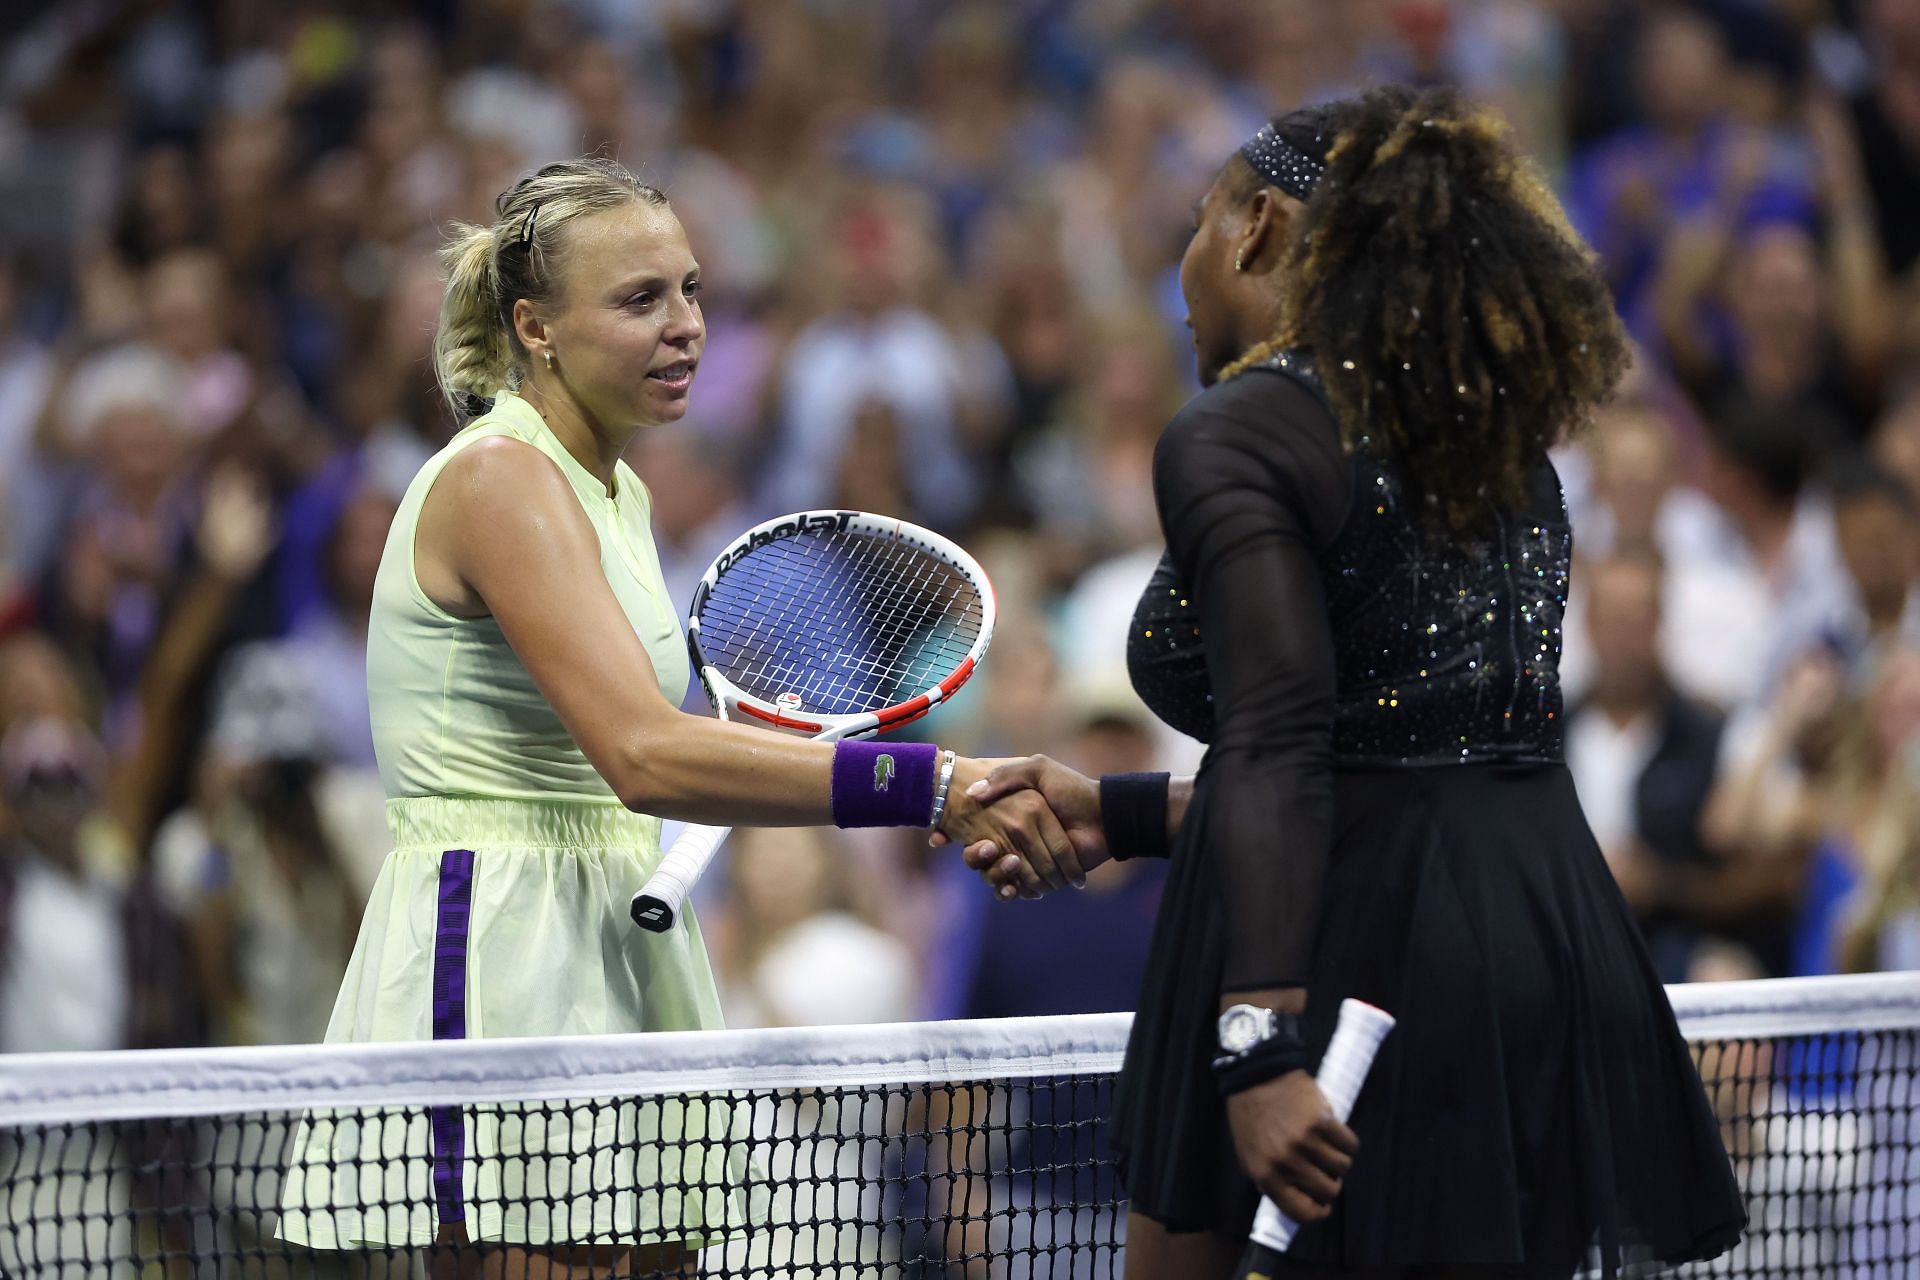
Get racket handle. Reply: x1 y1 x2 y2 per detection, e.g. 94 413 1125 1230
630 824 732 932
1244 999 1396 1258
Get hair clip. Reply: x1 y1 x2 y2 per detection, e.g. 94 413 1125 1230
519 200 543 247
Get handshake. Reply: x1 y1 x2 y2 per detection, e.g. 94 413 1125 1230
931 755 1117 899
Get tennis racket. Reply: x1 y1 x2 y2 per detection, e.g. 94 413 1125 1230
1235 999 1396 1279
630 509 995 932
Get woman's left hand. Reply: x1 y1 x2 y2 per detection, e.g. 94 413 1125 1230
1225 1070 1359 1227
936 756 1087 892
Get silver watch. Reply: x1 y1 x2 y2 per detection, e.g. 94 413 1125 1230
1217 1003 1281 1055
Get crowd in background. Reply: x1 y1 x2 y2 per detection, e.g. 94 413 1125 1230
0 0 1917 1055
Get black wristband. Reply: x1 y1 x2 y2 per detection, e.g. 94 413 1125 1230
1099 771 1171 862
1212 1026 1312 1097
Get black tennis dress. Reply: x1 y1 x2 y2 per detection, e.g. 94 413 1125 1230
1110 352 1744 1274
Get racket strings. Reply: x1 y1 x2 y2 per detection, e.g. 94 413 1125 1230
698 528 982 716
713 541 972 711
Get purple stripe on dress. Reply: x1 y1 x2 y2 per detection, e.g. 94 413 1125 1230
429 849 476 1226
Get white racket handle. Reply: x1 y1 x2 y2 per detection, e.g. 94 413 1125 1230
1249 999 1396 1251
630 823 732 932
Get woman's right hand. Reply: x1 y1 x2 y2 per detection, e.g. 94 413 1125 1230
941 756 1111 900
937 756 1089 894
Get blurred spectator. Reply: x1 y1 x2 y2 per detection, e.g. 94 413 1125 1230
0 0 1917 1056
831 398 915 518
1844 0 1920 278
1565 551 1727 982
0 716 192 1052
150 641 376 1047
1564 399 1724 563
37 350 199 740
761 191 988 528
1806 457 1920 673
1704 642 1920 978
1651 92 1894 446
1799 650 1920 975
1569 7 1815 341
1836 659 1920 974
712 824 914 1029
108 146 206 270
1872 381 1920 512
942 699 1167 1022
140 248 257 437
1015 314 1180 573
561 38 671 174
0 633 89 733
0 255 55 595
283 482 393 769
1684 403 1849 708
660 151 784 462
629 424 750 630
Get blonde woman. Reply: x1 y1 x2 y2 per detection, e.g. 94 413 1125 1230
279 158 1074 1278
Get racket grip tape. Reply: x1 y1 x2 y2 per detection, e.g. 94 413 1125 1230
1241 999 1396 1264
630 824 732 932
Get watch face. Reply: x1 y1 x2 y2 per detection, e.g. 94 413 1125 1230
1218 1006 1264 1054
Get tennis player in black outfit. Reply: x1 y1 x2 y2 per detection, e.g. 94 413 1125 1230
954 87 1746 1279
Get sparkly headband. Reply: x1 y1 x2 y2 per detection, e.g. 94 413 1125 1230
1239 123 1327 201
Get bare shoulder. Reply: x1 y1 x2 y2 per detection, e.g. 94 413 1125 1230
417 435 597 616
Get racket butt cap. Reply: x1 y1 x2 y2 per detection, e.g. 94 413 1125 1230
630 895 677 932
1233 1239 1286 1280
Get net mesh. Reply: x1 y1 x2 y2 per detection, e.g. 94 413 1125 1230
695 526 983 718
0 976 1913 1278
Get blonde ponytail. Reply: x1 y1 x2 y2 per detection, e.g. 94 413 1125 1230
434 225 515 418
432 157 671 420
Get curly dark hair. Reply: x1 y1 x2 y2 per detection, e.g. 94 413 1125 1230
1224 86 1629 537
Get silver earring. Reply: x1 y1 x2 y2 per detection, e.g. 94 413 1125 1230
1235 249 1247 272
543 350 555 370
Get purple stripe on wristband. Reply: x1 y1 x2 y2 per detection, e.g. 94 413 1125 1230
832 741 940 828
429 848 476 1227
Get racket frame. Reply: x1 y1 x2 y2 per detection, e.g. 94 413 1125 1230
685 508 996 740
632 509 995 933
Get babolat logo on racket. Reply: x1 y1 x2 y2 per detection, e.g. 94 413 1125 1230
874 754 895 791
715 510 854 573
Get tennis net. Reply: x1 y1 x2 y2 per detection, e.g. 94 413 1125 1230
0 973 1911 1278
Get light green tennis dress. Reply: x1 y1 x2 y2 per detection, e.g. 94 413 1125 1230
280 388 750 1249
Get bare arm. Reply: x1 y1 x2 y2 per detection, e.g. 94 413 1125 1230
109 468 274 852
418 438 1064 856
1807 93 1895 395
1700 658 1837 859
1649 219 1733 386
424 436 851 822
1649 127 1771 386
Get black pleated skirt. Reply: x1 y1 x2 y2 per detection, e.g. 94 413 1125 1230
1110 762 1746 1275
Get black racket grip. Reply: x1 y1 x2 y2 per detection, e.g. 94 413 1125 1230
1233 1239 1285 1280
630 895 676 932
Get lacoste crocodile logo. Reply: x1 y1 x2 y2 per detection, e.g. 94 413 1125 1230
874 754 895 791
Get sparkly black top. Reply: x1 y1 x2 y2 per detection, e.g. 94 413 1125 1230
1128 350 1570 988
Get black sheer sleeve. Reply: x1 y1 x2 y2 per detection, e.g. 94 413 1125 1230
1152 369 1351 992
